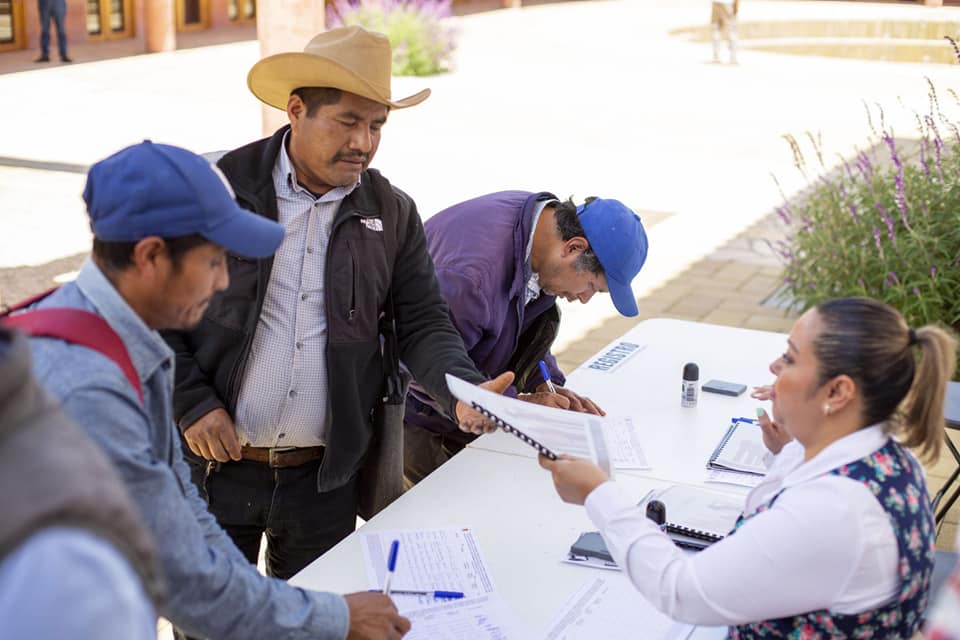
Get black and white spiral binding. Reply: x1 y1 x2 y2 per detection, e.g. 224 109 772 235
470 402 558 460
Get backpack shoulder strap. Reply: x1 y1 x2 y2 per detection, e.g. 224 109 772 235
2 307 144 404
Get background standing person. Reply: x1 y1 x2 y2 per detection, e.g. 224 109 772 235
35 0 70 63
711 0 738 64
164 25 500 594
541 296 954 637
404 192 649 487
22 140 410 640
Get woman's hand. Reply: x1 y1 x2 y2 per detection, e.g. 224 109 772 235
757 408 792 455
751 384 774 401
538 454 609 505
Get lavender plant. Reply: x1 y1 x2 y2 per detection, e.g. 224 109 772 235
327 0 457 76
772 83 960 340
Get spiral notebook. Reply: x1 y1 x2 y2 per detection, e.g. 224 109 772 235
707 418 768 477
445 374 613 472
642 485 744 545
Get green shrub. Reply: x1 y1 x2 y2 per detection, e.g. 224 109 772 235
327 0 457 76
771 84 960 342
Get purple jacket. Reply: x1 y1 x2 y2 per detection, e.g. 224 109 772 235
405 191 567 433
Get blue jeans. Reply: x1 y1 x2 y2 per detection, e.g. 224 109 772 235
37 0 67 58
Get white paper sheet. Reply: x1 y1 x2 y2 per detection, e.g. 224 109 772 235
542 576 694 640
705 469 763 488
603 416 650 470
404 593 529 640
446 374 649 472
710 422 767 475
361 527 496 611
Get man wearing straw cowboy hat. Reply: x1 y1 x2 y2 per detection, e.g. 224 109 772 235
165 25 511 591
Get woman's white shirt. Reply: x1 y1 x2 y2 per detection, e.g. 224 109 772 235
584 424 901 626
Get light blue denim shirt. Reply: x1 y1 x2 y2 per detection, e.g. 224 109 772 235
0 527 156 639
28 259 349 640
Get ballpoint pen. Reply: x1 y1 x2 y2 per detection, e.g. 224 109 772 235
538 360 558 394
369 589 465 599
382 539 399 595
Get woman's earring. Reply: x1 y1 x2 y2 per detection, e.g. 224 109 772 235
823 404 831 416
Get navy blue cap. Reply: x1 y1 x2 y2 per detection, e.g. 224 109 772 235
83 141 284 258
576 198 649 317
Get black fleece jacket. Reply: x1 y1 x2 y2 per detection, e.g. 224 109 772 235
162 126 485 491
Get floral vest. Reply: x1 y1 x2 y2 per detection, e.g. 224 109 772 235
727 439 935 640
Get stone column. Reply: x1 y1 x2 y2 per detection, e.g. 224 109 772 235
255 1 326 136
144 0 176 53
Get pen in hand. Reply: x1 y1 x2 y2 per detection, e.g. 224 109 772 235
368 589 465 599
538 360 558 394
383 539 399 595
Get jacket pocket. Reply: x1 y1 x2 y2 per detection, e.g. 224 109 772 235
330 220 389 342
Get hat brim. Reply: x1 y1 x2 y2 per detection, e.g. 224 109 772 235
247 52 430 111
204 205 285 259
607 276 639 317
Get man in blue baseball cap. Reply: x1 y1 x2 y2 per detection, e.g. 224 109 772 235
404 192 649 486
20 141 411 639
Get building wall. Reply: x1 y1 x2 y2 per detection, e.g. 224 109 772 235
9 0 254 54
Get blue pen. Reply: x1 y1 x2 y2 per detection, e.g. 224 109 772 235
538 360 558 394
369 589 465 599
382 539 399 595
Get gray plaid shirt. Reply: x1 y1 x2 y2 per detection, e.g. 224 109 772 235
234 133 358 448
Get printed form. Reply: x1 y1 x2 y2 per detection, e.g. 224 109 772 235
362 527 496 610
404 594 528 640
543 576 694 640
446 374 650 472
362 527 528 638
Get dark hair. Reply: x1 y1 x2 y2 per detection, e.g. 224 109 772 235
552 197 603 276
814 296 957 461
291 87 343 117
92 234 211 273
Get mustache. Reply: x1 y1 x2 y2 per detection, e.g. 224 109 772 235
333 152 369 164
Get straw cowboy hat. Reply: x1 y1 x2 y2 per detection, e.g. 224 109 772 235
247 26 430 111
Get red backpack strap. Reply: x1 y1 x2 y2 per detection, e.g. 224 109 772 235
4 286 60 313
1 308 144 404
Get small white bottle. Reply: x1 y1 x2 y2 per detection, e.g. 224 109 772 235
681 362 699 408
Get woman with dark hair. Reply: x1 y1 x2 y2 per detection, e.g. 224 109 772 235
541 297 956 638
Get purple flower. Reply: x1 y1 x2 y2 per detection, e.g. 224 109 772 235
808 283 816 290
872 226 884 255
857 277 866 288
913 287 921 296
775 206 791 225
931 266 938 278
849 203 859 221
888 271 900 285
876 203 896 246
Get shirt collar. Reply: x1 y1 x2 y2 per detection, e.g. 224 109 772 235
275 130 359 202
524 199 556 304
781 422 890 488
74 258 173 384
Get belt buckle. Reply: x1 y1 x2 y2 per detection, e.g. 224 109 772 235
268 448 281 468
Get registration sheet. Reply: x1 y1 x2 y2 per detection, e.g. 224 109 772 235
542 576 694 640
404 593 529 640
447 374 650 472
361 527 496 611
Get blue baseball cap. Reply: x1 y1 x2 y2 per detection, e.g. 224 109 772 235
83 141 284 258
576 198 649 317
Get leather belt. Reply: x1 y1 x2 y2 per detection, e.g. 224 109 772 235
240 445 325 468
